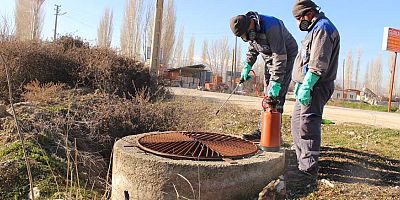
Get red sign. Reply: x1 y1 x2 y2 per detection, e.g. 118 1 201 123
383 27 400 53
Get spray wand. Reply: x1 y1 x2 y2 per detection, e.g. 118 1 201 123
215 70 261 115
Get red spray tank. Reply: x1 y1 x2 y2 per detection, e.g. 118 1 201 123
260 96 281 152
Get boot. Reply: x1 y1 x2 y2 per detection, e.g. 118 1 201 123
284 168 318 186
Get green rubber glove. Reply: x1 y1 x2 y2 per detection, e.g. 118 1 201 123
267 81 281 97
297 71 320 106
293 82 301 99
240 63 252 83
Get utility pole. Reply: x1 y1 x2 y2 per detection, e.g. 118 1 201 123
53 5 66 41
149 0 164 76
53 5 61 41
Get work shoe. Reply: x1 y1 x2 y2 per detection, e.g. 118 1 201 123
242 129 261 141
284 168 318 186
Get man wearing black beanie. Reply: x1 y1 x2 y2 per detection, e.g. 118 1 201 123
287 0 340 185
230 12 298 141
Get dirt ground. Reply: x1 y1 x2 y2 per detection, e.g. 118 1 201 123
283 147 400 199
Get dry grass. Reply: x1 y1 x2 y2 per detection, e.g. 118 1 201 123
22 80 66 105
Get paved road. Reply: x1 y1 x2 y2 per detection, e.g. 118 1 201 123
169 87 400 130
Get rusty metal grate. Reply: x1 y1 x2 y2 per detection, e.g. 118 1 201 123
137 132 258 161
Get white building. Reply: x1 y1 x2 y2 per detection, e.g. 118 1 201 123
332 89 361 101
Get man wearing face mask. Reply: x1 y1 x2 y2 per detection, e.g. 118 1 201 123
287 0 340 184
229 12 298 141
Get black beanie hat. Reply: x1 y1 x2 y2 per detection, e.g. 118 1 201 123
230 15 251 37
292 0 318 17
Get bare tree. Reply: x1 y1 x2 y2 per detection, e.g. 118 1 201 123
371 54 383 95
120 0 143 59
187 36 195 65
363 61 370 89
354 48 362 89
141 0 175 64
15 0 45 40
0 15 15 41
97 7 113 48
160 0 176 65
222 45 232 82
15 0 30 40
32 0 45 40
254 56 265 83
172 26 184 67
143 4 153 60
219 37 230 78
201 39 210 66
237 43 242 67
208 40 219 73
345 50 353 89
207 37 231 79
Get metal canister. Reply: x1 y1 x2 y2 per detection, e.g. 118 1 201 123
260 97 281 152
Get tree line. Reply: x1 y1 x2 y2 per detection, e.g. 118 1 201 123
340 48 399 96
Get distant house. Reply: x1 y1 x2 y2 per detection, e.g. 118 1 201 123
360 87 379 105
332 89 361 101
165 64 208 88
225 71 241 86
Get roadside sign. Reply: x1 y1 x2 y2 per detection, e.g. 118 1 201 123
382 27 400 53
382 27 399 112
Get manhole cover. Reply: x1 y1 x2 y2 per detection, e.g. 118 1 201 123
137 132 258 161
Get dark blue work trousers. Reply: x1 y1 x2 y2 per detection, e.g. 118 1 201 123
290 81 334 172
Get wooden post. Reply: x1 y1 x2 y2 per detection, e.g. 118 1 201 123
149 0 164 75
388 52 397 112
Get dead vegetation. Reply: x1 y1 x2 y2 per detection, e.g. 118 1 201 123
0 36 164 103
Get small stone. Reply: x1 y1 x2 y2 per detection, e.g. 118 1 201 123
29 187 40 199
321 179 335 188
259 178 286 200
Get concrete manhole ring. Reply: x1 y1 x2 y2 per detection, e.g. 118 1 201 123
112 131 285 200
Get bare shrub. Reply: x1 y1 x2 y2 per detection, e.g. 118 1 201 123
0 37 167 103
22 80 66 104
0 40 79 102
55 35 90 50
